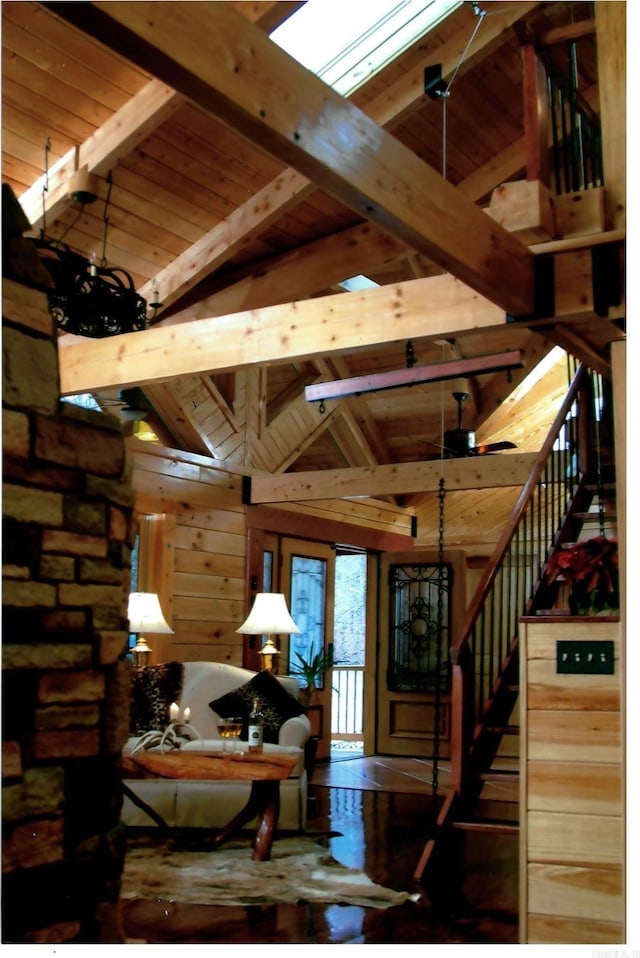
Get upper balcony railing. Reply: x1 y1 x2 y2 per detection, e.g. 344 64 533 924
522 33 603 194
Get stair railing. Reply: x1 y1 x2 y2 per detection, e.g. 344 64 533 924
547 42 603 194
448 360 594 798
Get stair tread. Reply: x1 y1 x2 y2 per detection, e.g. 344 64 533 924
573 512 617 521
452 819 519 834
480 768 519 780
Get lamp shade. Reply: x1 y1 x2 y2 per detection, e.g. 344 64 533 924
127 592 174 634
236 593 301 635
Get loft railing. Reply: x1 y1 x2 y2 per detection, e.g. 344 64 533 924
522 38 603 194
448 359 598 797
548 62 603 193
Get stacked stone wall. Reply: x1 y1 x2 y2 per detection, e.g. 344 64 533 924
2 279 135 943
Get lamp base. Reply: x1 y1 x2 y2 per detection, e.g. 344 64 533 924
132 635 152 666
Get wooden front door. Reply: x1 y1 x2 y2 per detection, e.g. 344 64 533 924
376 550 461 758
280 538 335 762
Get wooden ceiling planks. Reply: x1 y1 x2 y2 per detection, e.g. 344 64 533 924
2 0 620 519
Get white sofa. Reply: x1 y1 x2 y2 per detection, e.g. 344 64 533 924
122 661 311 832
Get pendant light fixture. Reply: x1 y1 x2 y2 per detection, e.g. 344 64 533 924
36 142 148 338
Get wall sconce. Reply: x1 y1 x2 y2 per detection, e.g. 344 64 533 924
127 592 174 666
236 593 301 672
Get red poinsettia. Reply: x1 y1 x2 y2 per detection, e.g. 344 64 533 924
545 536 619 612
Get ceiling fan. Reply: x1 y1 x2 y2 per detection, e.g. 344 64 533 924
97 387 153 421
434 391 518 459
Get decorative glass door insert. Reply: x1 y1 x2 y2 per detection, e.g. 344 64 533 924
388 563 451 692
288 554 327 686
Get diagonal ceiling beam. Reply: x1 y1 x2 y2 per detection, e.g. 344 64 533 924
125 0 537 317
154 0 537 317
19 79 184 230
50 1 535 317
18 2 292 234
163 221 408 322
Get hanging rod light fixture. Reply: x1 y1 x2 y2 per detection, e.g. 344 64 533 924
305 349 523 405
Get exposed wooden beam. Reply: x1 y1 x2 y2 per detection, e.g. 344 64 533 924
536 325 611 380
327 356 393 466
595 2 626 231
58 274 507 394
249 453 539 503
256 391 342 474
19 79 183 230
55 0 533 322
19 2 291 233
305 350 524 404
137 380 212 456
149 0 537 318
140 167 314 313
246 504 415 552
58 238 611 396
50 1 535 317
164 222 407 323
539 18 595 47
228 1 304 35
266 369 318 423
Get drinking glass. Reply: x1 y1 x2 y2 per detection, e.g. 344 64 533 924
228 717 243 753
217 717 233 752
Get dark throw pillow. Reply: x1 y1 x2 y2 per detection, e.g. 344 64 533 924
209 670 306 743
130 661 184 736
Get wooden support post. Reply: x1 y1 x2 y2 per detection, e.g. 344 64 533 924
522 43 550 185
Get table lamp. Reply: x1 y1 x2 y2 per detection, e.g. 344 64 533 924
128 592 174 666
236 593 301 671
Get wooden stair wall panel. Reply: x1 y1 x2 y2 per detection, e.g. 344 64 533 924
519 618 624 944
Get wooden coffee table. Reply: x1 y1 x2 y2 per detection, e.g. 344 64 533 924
121 749 299 861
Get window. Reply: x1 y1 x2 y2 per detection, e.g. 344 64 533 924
288 554 327 683
271 0 462 97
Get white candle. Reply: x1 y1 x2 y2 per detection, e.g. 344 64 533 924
183 707 191 723
169 702 180 722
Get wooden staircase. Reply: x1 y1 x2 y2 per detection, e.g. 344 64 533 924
455 469 616 838
414 364 618 877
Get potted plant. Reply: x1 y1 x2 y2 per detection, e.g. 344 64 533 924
543 535 619 615
290 646 335 708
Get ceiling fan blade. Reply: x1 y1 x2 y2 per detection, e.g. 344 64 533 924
474 440 518 455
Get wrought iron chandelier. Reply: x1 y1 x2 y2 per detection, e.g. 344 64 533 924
37 142 148 338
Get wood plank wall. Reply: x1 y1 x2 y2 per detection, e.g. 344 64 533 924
519 617 624 943
130 440 248 664
128 439 415 666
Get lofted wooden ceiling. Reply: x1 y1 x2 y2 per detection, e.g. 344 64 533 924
2 1 625 537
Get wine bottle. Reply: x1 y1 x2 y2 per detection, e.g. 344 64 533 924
248 698 264 753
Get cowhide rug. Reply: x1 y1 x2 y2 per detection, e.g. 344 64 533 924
121 832 420 909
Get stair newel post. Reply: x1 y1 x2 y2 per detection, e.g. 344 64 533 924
577 374 594 478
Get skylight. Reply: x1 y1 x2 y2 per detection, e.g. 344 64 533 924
271 0 462 96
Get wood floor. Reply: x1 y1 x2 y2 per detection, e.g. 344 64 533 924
121 755 519 945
